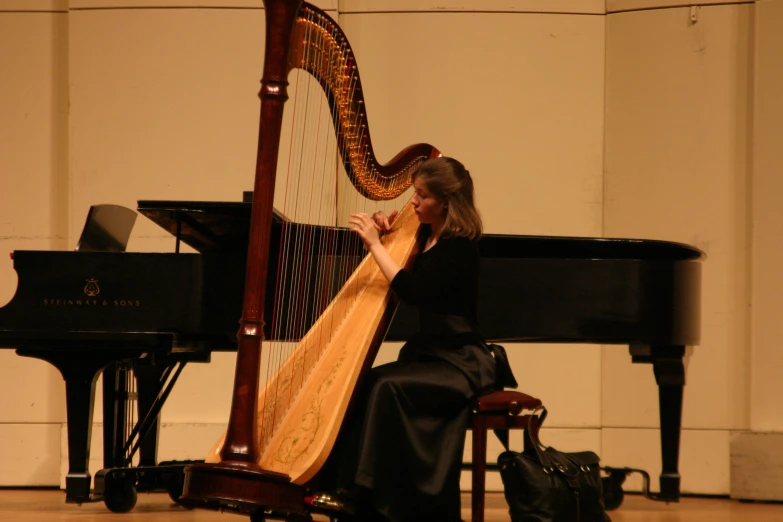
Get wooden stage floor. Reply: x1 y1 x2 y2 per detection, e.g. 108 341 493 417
2 489 783 521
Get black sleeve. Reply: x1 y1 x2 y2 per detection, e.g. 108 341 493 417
390 268 416 303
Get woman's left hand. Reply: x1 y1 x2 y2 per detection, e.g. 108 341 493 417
349 213 381 249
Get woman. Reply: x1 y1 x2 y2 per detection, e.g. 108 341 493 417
318 157 496 522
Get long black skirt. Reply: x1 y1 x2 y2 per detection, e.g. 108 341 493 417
324 340 496 522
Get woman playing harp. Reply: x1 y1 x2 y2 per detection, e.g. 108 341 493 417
311 157 497 522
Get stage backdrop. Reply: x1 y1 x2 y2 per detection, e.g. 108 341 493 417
1 0 781 498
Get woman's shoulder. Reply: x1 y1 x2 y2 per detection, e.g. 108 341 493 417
442 233 478 246
439 234 479 255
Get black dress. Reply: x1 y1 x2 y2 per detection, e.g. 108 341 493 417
325 232 497 522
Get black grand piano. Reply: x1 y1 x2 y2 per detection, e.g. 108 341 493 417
0 196 702 511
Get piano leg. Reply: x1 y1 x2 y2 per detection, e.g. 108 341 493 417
101 362 163 469
629 344 685 503
102 363 130 469
134 363 166 467
16 348 143 503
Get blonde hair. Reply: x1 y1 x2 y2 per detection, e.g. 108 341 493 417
413 157 482 240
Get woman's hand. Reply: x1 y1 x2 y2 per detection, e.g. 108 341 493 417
349 213 381 249
371 210 398 232
349 212 402 282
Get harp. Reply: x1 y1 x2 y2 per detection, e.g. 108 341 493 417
181 0 440 519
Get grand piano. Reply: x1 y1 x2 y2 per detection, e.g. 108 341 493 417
0 195 702 511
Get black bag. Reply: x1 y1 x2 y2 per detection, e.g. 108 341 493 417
498 415 611 522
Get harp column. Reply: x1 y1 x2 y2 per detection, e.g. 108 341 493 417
180 1 311 520
219 0 301 466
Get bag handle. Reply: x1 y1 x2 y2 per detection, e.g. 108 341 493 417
495 406 553 471
526 413 589 480
495 406 548 451
524 409 556 471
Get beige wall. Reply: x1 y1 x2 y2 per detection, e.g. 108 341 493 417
0 0 780 499
608 0 753 11
0 3 70 485
750 0 783 432
603 3 754 494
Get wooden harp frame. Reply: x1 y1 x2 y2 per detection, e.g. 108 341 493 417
181 0 440 519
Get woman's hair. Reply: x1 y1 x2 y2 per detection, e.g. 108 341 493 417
413 156 483 240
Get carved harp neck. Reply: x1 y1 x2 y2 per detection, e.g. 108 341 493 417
288 3 440 199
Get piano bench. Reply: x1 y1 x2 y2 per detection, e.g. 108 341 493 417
469 390 546 522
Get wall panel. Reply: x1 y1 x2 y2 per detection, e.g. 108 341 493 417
340 0 604 14
0 8 70 485
749 0 783 432
603 5 753 435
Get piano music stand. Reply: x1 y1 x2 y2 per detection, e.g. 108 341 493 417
75 204 137 253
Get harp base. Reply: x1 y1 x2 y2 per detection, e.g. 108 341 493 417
180 461 311 521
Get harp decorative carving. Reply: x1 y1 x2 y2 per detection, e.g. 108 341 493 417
181 1 440 519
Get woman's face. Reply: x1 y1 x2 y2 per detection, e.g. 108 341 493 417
411 177 446 227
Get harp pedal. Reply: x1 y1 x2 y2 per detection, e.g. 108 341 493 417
305 491 357 517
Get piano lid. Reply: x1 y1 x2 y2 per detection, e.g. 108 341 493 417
478 234 705 261
138 197 705 260
137 200 286 253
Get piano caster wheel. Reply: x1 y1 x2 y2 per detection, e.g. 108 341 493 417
602 470 627 511
166 469 189 507
103 474 138 513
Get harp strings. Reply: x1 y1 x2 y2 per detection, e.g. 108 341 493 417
259 9 341 444
257 6 414 449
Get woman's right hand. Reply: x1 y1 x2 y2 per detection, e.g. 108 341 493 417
371 210 398 232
